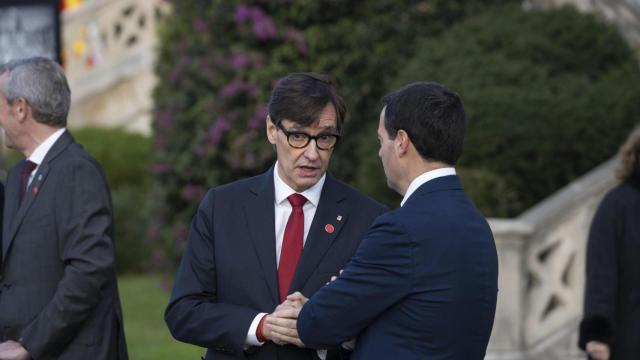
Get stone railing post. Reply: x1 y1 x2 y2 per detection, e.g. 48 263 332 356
486 219 533 359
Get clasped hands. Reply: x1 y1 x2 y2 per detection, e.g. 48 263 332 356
262 292 309 348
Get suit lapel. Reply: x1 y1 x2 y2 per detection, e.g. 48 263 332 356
3 131 73 262
289 173 348 294
242 168 279 306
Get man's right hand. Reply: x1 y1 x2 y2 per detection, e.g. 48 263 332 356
586 341 610 360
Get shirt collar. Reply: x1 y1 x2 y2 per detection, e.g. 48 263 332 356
27 128 66 166
400 167 456 207
273 161 326 207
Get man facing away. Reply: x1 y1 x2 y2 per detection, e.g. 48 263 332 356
165 72 386 360
268 81 499 360
0 57 128 359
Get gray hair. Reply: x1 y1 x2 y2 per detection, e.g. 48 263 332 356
1 57 70 127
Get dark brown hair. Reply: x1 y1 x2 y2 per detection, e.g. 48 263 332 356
382 81 466 165
268 72 346 131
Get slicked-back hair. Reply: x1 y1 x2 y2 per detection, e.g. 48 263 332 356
1 57 70 127
268 72 346 132
382 82 466 165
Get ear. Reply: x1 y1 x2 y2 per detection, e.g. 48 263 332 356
395 129 410 156
266 116 277 145
13 97 29 123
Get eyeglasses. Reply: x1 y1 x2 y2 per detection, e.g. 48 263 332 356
276 122 340 150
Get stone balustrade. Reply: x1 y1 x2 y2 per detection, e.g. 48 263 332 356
62 0 169 134
487 157 618 359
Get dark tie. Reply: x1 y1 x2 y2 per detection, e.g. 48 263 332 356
278 194 307 302
20 160 38 201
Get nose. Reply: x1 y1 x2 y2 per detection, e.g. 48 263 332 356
303 139 320 160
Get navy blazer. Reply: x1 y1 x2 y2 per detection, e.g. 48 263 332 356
165 168 386 360
298 175 498 360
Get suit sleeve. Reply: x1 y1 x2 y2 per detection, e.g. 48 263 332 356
164 189 259 355
579 192 620 349
20 158 116 359
297 215 413 348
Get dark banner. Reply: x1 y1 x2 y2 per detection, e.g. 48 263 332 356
0 0 61 64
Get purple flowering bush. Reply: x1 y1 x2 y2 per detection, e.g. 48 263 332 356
150 0 515 267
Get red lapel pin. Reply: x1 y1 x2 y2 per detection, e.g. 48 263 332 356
325 224 335 234
32 187 39 196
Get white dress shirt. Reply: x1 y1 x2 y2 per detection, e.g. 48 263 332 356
25 128 66 186
400 167 457 207
245 162 326 346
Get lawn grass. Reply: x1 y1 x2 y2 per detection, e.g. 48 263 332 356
118 274 204 360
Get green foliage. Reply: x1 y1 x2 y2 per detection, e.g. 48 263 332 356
74 127 152 272
393 5 640 216
73 127 151 190
457 167 518 217
151 0 516 266
119 274 203 359
0 149 23 174
110 187 153 273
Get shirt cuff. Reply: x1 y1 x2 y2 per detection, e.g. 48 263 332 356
245 312 268 347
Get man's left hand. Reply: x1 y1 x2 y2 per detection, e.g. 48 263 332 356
0 341 30 360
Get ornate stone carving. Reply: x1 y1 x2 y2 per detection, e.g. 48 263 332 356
62 0 170 133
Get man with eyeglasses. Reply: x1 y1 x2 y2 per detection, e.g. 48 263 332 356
165 72 386 360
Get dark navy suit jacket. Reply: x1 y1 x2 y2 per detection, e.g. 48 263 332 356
0 132 127 360
165 168 386 359
298 175 498 360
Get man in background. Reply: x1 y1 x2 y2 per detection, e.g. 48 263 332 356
0 57 128 360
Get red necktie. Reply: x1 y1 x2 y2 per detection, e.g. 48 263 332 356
20 160 38 201
278 194 307 302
